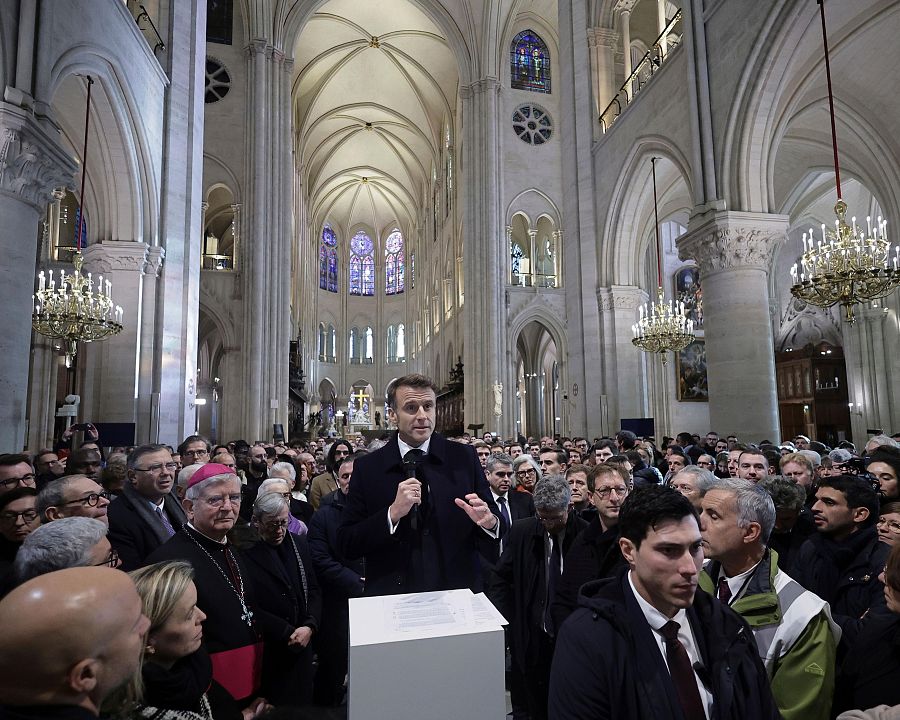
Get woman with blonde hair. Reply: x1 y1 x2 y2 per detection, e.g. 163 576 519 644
125 560 267 720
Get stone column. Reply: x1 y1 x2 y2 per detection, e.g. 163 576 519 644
558 0 600 438
82 242 150 427
842 303 897 442
587 27 619 122
597 285 648 433
460 78 506 434
0 105 76 451
657 0 668 56
137 246 164 442
242 41 293 441
678 210 788 442
618 6 633 97
153 0 206 444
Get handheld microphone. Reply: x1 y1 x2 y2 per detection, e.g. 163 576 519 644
403 451 423 530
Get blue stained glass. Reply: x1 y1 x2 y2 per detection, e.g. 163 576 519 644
320 224 338 292
511 30 551 94
327 249 337 292
351 231 373 255
350 231 374 296
362 256 375 296
349 256 362 295
385 229 405 295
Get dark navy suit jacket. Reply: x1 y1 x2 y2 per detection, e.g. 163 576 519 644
337 432 501 596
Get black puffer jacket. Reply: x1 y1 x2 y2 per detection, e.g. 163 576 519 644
791 525 890 647
548 570 782 720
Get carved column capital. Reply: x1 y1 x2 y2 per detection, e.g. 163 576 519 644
677 210 789 276
587 27 619 48
461 78 501 99
82 241 150 274
146 246 166 277
0 105 77 211
597 285 648 313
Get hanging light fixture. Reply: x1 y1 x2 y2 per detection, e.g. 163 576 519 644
32 76 123 363
631 157 695 364
789 0 900 324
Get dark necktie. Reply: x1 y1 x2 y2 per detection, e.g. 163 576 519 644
659 620 705 719
543 534 562 634
717 577 732 604
496 496 511 553
155 505 175 537
496 495 511 531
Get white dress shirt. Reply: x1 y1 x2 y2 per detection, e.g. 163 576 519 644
627 571 713 719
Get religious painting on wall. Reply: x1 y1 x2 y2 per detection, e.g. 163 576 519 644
676 340 708 401
674 265 703 329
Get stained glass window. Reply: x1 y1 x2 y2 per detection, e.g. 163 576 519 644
320 224 338 292
511 30 551 94
349 231 374 296
385 229 405 295
397 323 406 361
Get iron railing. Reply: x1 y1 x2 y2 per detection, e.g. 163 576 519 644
599 10 683 134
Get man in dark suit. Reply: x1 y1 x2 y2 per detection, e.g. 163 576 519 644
107 444 188 570
485 452 534 559
488 474 587 720
338 374 501 596
549 485 779 720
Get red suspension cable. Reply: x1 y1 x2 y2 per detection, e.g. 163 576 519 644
75 76 94 251
651 157 663 287
818 0 842 200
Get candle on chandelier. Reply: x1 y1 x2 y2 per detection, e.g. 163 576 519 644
867 216 872 237
38 271 45 292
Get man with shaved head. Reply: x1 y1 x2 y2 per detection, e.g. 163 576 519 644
0 566 149 717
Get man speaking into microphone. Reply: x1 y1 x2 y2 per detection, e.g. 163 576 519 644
339 374 502 596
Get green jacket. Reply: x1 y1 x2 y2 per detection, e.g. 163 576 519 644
701 549 839 720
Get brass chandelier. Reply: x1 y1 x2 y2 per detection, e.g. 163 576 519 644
32 76 123 362
632 157 695 364
789 0 900 324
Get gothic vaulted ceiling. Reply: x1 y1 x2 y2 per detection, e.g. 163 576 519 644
292 0 460 236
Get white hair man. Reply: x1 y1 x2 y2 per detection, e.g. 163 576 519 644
15 517 118 583
699 477 840 720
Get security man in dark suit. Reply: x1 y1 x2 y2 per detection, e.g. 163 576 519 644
338 374 502 596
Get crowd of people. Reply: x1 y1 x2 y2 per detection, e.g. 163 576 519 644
1 375 900 720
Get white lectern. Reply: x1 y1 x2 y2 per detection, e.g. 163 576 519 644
348 589 507 720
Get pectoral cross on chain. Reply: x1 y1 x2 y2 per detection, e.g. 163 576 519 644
241 605 254 627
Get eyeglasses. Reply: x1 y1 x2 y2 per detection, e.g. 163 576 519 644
202 493 242 508
0 509 38 525
0 473 36 489
594 486 628 498
95 548 120 568
697 461 713 468
877 518 900 533
63 491 111 507
261 519 289 530
182 448 209 458
133 463 178 474
516 468 537 478
537 512 568 524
